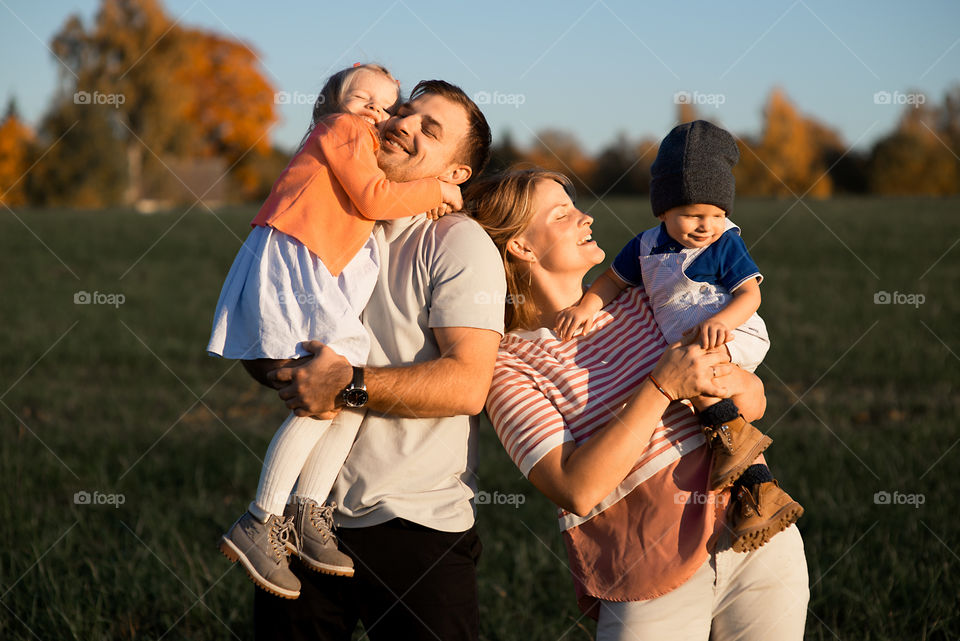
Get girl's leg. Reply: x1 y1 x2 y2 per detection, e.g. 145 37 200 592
596 558 714 641
294 408 366 503
250 413 331 520
710 524 809 641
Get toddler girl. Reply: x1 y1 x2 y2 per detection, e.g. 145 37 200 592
208 63 461 599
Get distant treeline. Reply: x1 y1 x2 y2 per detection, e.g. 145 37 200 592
484 87 960 200
1 0 958 210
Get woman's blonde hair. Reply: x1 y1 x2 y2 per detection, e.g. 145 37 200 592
465 167 575 333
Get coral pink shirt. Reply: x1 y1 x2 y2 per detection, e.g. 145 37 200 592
486 287 731 617
251 113 442 276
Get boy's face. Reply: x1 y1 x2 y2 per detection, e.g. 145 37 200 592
658 203 726 249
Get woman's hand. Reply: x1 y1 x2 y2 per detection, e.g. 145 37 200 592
650 341 734 400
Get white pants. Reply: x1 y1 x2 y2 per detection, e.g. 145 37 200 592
596 524 808 641
249 408 366 519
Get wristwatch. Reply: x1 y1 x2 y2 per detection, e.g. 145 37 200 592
340 366 368 408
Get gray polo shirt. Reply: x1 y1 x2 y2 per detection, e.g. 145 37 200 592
329 213 506 533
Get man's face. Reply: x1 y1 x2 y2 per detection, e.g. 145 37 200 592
376 93 471 184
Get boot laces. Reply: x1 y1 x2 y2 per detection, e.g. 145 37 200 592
269 516 295 561
309 502 338 544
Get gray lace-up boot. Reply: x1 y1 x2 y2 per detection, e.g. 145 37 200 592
284 499 355 577
219 511 301 598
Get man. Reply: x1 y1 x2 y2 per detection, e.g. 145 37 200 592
243 80 505 640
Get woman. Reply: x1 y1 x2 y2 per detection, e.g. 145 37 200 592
469 169 808 640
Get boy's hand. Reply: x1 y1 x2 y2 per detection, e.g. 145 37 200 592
697 319 731 350
439 181 463 212
554 305 597 341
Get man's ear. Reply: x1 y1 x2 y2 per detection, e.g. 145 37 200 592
505 237 535 263
439 164 472 186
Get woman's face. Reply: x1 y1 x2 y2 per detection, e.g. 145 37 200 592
518 179 605 276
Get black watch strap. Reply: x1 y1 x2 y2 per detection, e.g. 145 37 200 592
341 366 368 408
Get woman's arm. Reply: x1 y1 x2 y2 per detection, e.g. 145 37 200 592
527 342 737 516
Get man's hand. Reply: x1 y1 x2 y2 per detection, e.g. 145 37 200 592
268 341 353 420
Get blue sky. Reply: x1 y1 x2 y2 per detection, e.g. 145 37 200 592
2 0 959 153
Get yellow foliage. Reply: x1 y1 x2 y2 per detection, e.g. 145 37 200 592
0 110 34 207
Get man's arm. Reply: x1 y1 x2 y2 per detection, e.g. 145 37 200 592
270 326 502 419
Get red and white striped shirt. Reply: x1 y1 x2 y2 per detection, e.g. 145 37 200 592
486 287 730 616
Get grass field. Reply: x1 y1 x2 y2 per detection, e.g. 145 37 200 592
1 196 959 640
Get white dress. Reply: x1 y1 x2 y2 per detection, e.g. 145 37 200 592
206 225 378 365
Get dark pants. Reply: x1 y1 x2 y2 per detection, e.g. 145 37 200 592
253 518 482 641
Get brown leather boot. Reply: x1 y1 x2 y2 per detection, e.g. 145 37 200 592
729 480 804 553
702 416 772 490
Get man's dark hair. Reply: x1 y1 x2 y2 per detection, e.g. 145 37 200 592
410 80 492 185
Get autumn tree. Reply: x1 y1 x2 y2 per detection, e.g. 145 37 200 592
27 97 127 207
525 129 595 195
0 99 34 207
39 0 277 206
869 88 960 195
590 134 657 195
738 89 841 198
485 130 523 175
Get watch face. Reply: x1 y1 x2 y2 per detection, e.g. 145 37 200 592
343 388 368 408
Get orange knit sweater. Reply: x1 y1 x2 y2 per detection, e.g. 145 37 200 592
251 113 442 276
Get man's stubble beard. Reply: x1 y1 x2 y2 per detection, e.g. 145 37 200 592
377 150 419 183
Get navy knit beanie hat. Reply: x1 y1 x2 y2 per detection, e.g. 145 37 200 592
650 120 740 217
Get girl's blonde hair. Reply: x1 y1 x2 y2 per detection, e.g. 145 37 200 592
465 167 576 333
297 63 399 151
